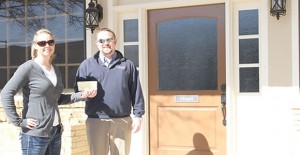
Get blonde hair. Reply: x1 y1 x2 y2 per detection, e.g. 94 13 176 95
31 29 56 62
97 28 116 39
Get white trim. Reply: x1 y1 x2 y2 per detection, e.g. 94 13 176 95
86 31 93 58
225 1 236 155
113 0 225 11
259 0 268 91
138 6 150 155
292 0 299 89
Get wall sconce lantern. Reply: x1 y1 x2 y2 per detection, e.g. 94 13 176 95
270 0 286 20
85 0 103 33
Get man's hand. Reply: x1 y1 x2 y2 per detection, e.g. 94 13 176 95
81 90 97 98
132 117 142 133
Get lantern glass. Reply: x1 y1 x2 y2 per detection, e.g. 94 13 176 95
270 0 286 20
85 8 99 28
85 0 103 33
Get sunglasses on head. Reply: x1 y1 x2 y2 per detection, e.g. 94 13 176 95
36 39 55 47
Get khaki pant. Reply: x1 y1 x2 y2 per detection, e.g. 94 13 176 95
86 116 132 155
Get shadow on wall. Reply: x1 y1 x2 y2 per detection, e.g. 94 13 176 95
187 133 213 155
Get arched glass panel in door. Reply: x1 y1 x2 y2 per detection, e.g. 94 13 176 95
157 18 217 91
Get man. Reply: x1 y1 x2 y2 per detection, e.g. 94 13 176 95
75 27 145 155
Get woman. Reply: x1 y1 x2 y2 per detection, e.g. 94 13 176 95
0 29 96 155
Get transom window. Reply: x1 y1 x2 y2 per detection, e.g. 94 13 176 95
0 0 85 89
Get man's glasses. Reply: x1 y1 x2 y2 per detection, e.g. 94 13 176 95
36 40 55 47
98 38 114 44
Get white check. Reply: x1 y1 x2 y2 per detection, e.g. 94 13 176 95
77 81 97 91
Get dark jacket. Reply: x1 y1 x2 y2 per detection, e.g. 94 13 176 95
75 50 145 118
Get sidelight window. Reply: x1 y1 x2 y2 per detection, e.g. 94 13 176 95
238 9 260 92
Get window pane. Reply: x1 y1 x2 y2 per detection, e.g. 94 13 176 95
9 19 26 42
27 18 45 41
124 45 139 67
47 16 66 40
67 66 78 88
124 19 138 42
157 18 218 91
0 2 6 20
53 42 66 64
67 14 84 39
27 1 45 17
9 68 17 78
240 67 259 92
239 9 259 35
67 40 84 63
47 0 65 15
0 69 7 88
239 38 259 64
66 0 84 14
7 0 25 19
0 44 7 66
58 66 66 87
9 43 26 66
0 21 6 41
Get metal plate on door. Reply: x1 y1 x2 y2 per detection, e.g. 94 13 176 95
175 95 199 103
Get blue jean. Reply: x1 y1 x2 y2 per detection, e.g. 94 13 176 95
20 125 62 155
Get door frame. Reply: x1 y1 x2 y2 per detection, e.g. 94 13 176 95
147 4 226 155
109 1 236 155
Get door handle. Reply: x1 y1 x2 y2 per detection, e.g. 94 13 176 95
221 84 226 126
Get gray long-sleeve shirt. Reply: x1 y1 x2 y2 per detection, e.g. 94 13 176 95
1 60 83 137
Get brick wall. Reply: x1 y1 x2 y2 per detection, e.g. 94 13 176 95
0 99 89 155
61 123 90 155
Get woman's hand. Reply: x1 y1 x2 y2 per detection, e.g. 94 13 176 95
26 118 38 129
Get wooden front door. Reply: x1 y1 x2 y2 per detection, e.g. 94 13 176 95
148 4 226 155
